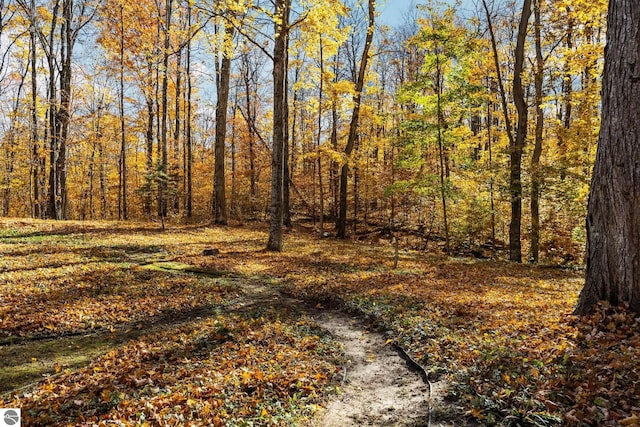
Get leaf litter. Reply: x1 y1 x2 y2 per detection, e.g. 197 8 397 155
1 218 639 425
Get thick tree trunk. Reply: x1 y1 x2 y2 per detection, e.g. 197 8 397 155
214 24 234 225
283 41 291 228
49 0 72 220
266 0 290 251
575 0 640 314
45 0 60 219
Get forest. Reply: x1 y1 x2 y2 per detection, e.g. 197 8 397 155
2 0 640 425
0 0 605 261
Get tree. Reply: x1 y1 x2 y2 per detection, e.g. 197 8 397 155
509 0 531 263
213 22 235 225
185 0 193 218
481 0 530 262
574 0 640 314
266 0 291 251
529 0 544 262
336 0 375 239
118 0 127 220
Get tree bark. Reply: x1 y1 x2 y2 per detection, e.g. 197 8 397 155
28 0 42 218
509 0 532 262
118 0 127 220
48 0 73 220
144 59 155 217
317 38 325 233
185 1 193 218
266 0 290 251
575 0 640 314
435 51 449 252
173 36 182 214
159 0 172 225
283 36 292 228
45 0 60 219
336 0 375 239
214 23 234 225
529 0 544 263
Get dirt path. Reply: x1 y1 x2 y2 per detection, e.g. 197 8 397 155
204 268 451 426
307 309 439 426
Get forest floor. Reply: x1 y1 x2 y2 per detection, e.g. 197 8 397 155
0 219 639 426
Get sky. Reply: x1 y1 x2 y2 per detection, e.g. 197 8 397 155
378 0 478 26
379 0 417 26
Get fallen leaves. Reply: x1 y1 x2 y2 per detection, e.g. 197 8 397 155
2 219 639 425
3 310 339 426
0 220 341 425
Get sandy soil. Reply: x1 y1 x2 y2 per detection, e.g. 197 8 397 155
308 309 448 427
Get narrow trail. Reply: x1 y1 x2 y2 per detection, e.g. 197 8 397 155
209 269 452 426
308 309 439 427
145 261 455 426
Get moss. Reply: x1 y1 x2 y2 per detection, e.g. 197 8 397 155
0 334 115 393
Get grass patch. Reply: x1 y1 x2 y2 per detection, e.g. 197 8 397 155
0 334 116 394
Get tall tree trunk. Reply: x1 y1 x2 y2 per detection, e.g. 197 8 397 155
530 0 544 262
317 38 325 233
144 59 155 217
99 137 106 218
266 0 290 251
88 135 96 219
486 78 496 247
45 0 60 219
283 42 292 228
173 38 182 214
575 0 640 314
509 0 532 262
230 88 238 218
159 0 172 226
214 23 234 225
89 101 104 219
435 52 449 252
185 1 193 218
331 88 339 219
29 0 41 218
50 0 73 220
336 0 375 238
118 0 127 220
